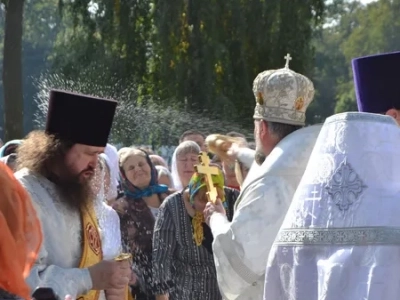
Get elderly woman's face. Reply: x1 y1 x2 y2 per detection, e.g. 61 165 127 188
123 154 152 189
177 152 199 188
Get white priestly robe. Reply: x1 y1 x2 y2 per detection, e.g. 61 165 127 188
15 168 121 300
210 124 322 300
236 148 255 169
263 113 400 300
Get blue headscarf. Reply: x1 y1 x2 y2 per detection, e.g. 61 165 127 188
0 140 22 158
120 149 168 200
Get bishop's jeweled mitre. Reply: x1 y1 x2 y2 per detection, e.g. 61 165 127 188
253 54 315 126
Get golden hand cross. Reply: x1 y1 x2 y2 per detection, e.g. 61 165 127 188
194 152 219 203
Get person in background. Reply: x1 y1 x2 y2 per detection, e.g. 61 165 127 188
226 131 247 140
0 162 42 300
139 146 155 155
170 141 200 190
0 139 21 157
0 140 22 172
152 168 239 300
155 165 173 189
352 51 400 125
179 130 207 152
100 144 120 204
149 155 168 169
114 148 172 300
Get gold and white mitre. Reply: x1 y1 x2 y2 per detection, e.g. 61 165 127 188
253 54 315 126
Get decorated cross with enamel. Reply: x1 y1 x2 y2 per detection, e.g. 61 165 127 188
195 152 219 203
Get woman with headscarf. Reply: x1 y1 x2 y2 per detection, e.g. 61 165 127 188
0 161 42 300
100 144 120 204
155 165 174 189
170 141 200 190
92 156 122 260
0 140 22 172
152 168 239 300
113 148 172 300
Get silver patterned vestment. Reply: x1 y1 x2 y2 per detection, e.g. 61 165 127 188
264 112 400 300
210 124 321 300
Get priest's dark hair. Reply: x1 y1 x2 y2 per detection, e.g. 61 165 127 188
16 130 74 177
179 130 206 143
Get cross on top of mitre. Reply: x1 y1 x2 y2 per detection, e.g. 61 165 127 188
284 53 292 69
194 152 219 203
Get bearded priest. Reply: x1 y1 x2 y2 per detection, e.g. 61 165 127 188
203 55 322 300
15 90 131 300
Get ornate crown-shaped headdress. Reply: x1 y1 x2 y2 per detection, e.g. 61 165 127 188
253 54 315 126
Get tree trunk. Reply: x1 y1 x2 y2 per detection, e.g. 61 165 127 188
3 0 25 141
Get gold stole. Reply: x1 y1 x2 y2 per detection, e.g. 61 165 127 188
77 203 103 300
76 203 134 300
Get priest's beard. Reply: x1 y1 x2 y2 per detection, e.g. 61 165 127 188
255 136 266 165
52 166 95 213
16 131 94 212
255 149 266 165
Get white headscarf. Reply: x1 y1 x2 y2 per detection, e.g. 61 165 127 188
170 141 200 190
94 157 122 260
100 143 119 200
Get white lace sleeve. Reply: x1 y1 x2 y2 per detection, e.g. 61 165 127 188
27 246 93 299
210 177 291 299
99 204 122 260
236 148 255 169
16 172 93 300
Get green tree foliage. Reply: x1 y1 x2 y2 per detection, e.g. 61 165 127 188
312 0 400 117
150 0 325 128
52 0 324 132
9 0 400 144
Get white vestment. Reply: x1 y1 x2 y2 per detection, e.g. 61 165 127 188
236 147 255 169
264 112 400 300
210 124 322 300
15 168 121 300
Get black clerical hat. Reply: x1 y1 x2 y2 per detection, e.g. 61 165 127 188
45 90 117 147
353 51 400 113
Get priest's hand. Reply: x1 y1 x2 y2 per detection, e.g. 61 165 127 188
203 198 226 226
88 259 132 290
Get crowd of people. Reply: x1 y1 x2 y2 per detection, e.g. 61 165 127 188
1 50 400 300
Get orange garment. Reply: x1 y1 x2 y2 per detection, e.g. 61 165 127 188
0 163 43 300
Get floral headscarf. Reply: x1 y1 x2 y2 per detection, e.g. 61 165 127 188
188 168 227 246
119 149 168 200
